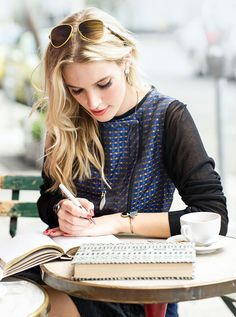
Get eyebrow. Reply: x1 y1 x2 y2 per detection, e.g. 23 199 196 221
66 76 110 89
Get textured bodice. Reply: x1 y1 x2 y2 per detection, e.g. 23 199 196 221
75 88 175 215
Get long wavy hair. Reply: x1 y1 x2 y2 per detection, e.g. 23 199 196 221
38 7 142 193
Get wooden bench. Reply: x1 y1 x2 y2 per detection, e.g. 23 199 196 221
0 175 43 237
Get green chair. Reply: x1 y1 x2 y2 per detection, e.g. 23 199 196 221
221 294 236 316
0 174 43 237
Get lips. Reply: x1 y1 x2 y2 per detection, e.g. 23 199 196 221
91 107 108 117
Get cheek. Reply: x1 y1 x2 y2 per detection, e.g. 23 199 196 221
105 81 126 104
70 92 85 106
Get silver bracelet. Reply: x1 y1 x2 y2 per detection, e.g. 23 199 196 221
53 202 61 215
121 211 138 234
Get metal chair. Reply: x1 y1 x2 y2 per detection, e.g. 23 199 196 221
0 174 42 237
221 294 236 316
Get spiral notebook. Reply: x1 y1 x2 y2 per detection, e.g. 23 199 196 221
72 241 196 280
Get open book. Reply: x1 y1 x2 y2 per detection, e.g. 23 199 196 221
72 241 196 280
0 231 119 280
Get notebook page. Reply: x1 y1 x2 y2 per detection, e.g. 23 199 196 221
52 234 120 253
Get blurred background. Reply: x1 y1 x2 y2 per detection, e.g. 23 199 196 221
0 0 236 315
1 1 236 222
1 0 236 229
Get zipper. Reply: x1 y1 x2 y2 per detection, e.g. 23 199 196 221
126 126 141 212
127 177 135 212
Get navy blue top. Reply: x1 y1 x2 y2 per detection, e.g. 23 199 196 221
37 87 228 235
74 88 175 216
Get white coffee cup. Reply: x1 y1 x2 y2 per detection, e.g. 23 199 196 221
180 212 221 246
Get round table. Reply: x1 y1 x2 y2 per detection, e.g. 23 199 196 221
0 277 50 316
41 236 236 304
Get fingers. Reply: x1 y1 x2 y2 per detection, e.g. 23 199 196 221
55 197 95 236
58 204 93 235
44 227 74 237
59 199 92 219
58 221 94 236
59 215 91 231
79 198 95 216
43 227 64 237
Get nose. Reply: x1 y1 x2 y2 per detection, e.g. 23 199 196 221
86 91 101 110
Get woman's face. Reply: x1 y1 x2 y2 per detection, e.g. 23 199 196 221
63 60 132 122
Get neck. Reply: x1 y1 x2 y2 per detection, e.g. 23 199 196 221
117 85 138 116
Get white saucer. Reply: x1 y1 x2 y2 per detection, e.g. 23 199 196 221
166 235 224 254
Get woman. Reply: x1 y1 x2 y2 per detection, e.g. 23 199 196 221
37 7 228 317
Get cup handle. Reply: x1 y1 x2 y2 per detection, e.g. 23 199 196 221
181 224 193 242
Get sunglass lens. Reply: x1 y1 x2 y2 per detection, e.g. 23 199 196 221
50 24 72 47
78 20 104 41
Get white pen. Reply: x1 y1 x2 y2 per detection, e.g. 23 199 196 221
59 183 96 224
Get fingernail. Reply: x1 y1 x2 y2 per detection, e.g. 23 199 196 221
46 229 57 235
43 229 49 235
90 209 94 216
48 232 55 236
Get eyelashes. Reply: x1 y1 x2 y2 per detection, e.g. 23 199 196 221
71 80 112 96
71 88 82 95
98 80 112 89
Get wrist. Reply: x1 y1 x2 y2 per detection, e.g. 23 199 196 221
115 213 130 234
53 201 61 215
121 211 138 234
117 211 138 234
53 199 65 215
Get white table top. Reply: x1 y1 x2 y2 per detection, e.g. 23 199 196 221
41 236 236 303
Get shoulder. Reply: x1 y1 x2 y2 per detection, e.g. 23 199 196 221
141 86 191 124
148 87 182 112
165 99 193 129
166 99 187 116
162 97 201 148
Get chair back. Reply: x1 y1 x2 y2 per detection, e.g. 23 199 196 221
0 175 43 236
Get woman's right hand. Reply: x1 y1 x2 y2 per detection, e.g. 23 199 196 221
44 212 126 237
47 198 94 236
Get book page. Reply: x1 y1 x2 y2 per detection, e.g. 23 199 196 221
0 231 120 264
52 234 120 254
0 230 58 264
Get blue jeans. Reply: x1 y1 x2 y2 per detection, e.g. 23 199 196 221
166 303 178 317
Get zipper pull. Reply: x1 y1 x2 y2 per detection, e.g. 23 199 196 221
99 190 106 210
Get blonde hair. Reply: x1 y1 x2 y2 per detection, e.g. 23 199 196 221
39 7 142 193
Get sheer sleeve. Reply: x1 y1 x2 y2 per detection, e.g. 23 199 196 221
37 170 62 228
163 100 228 236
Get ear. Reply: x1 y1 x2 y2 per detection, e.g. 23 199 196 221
121 53 132 72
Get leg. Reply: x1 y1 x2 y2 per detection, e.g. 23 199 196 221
166 303 178 317
43 286 80 317
144 304 167 317
144 303 178 317
70 297 145 317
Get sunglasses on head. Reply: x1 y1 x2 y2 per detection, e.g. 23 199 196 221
49 19 125 48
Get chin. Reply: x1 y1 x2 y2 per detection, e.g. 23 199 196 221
96 115 113 123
